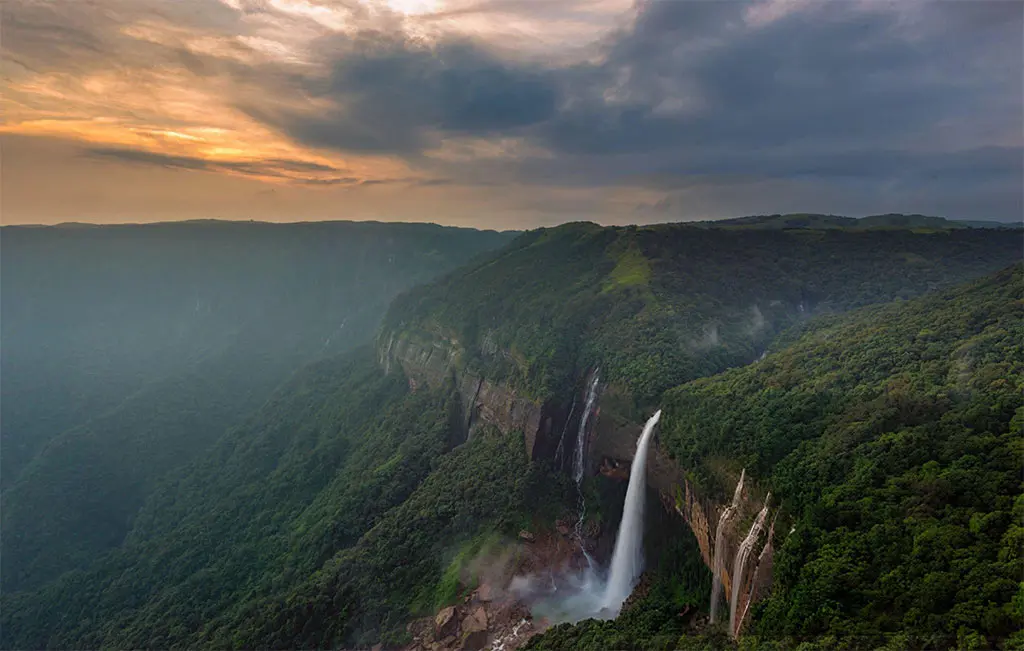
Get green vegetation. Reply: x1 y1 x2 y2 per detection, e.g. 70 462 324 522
525 265 1023 651
604 242 653 293
384 223 1019 407
0 220 513 591
525 510 715 651
0 350 568 649
660 265 1023 649
2 220 1021 651
698 213 1014 231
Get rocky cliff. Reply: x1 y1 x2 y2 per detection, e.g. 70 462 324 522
588 386 777 636
379 330 776 636
379 330 551 457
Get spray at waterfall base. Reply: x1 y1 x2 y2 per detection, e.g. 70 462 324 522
507 410 777 641
509 410 663 626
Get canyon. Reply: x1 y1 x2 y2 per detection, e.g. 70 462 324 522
380 329 778 642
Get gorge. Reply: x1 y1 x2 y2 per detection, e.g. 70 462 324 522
2 221 1020 651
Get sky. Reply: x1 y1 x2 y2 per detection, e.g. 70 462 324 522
2 0 1021 229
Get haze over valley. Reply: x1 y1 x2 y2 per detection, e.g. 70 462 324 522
2 1 1022 650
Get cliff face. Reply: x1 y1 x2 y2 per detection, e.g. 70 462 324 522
380 331 548 456
380 331 774 636
589 390 776 635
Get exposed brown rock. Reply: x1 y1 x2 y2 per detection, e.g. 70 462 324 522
435 606 459 640
383 330 784 641
459 607 489 651
459 630 487 651
680 480 714 569
383 333 544 457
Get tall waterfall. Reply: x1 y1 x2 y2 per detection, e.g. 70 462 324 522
729 494 771 637
572 372 600 484
601 410 661 614
709 469 745 623
553 396 577 469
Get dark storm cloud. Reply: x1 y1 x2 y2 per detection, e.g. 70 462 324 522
539 0 1020 156
243 33 559 153
252 1 1020 194
7 0 1022 221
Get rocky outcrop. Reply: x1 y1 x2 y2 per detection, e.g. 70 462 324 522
380 329 777 637
674 481 714 570
402 526 586 651
590 402 776 635
590 415 683 499
435 606 459 640
459 607 488 651
380 331 546 456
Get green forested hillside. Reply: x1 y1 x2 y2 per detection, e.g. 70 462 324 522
0 220 513 591
663 265 1023 649
384 223 1019 404
527 265 1023 650
0 351 568 649
699 213 1013 231
2 222 1020 651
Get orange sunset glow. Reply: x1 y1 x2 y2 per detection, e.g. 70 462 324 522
2 0 1021 227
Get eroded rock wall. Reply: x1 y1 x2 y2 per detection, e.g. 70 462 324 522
380 330 776 635
380 331 547 457
590 398 776 634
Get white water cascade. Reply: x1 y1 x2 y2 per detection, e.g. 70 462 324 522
601 409 662 614
709 469 745 623
737 515 776 636
509 409 662 626
571 372 600 559
729 494 771 638
553 396 577 469
572 372 601 484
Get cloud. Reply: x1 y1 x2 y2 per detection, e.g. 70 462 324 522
84 146 360 184
3 0 1022 223
242 32 559 154
82 145 458 187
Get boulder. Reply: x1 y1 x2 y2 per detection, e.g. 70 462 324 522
459 607 489 651
435 605 459 639
518 530 536 543
463 606 488 631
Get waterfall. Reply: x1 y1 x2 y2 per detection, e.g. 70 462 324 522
601 409 661 614
737 515 776 636
709 468 745 623
553 396 577 470
571 372 600 560
572 372 600 484
729 494 771 638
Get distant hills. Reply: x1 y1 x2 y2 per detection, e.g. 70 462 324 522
697 213 1019 231
0 219 514 592
1 219 1021 651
